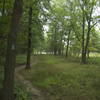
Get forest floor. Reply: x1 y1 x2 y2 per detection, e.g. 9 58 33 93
16 54 100 100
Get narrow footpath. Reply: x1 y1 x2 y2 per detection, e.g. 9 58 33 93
15 58 45 100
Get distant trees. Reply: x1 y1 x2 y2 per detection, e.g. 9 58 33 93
79 0 99 63
45 0 100 63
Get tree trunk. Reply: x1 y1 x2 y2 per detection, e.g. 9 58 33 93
84 21 91 63
81 8 86 64
2 0 6 16
58 47 61 55
66 30 71 57
87 48 90 59
26 7 32 69
54 46 57 55
61 46 64 56
59 33 63 55
2 0 23 100
81 5 93 64
53 25 58 56
0 0 6 52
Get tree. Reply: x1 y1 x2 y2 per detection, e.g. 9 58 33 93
2 0 23 100
26 6 32 69
2 0 6 16
79 0 98 63
66 30 71 57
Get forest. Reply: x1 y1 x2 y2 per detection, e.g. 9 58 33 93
0 0 100 100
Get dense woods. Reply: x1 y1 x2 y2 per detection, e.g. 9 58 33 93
0 0 100 100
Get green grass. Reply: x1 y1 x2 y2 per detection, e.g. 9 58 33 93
15 83 32 100
88 57 100 65
16 54 27 65
21 55 100 100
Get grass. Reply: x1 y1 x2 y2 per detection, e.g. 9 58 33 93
16 54 27 65
14 83 32 100
21 55 100 100
0 54 100 100
88 53 100 65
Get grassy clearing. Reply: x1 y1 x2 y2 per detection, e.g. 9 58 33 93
20 55 100 100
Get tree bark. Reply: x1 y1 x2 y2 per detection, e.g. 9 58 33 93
2 0 23 100
66 30 71 57
54 46 57 55
81 9 86 64
87 48 90 59
53 25 58 56
84 21 91 63
59 32 63 55
81 3 93 64
2 0 6 16
26 7 33 69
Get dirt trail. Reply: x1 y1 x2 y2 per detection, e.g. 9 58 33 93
15 58 45 100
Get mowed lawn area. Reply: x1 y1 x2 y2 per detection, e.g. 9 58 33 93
20 55 100 100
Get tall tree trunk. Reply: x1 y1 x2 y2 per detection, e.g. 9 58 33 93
84 21 91 63
2 0 23 100
2 0 6 16
66 30 71 57
58 47 61 55
0 0 6 54
81 5 93 64
81 10 86 64
59 33 63 55
26 7 32 69
53 25 58 56
54 45 57 55
87 48 90 59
